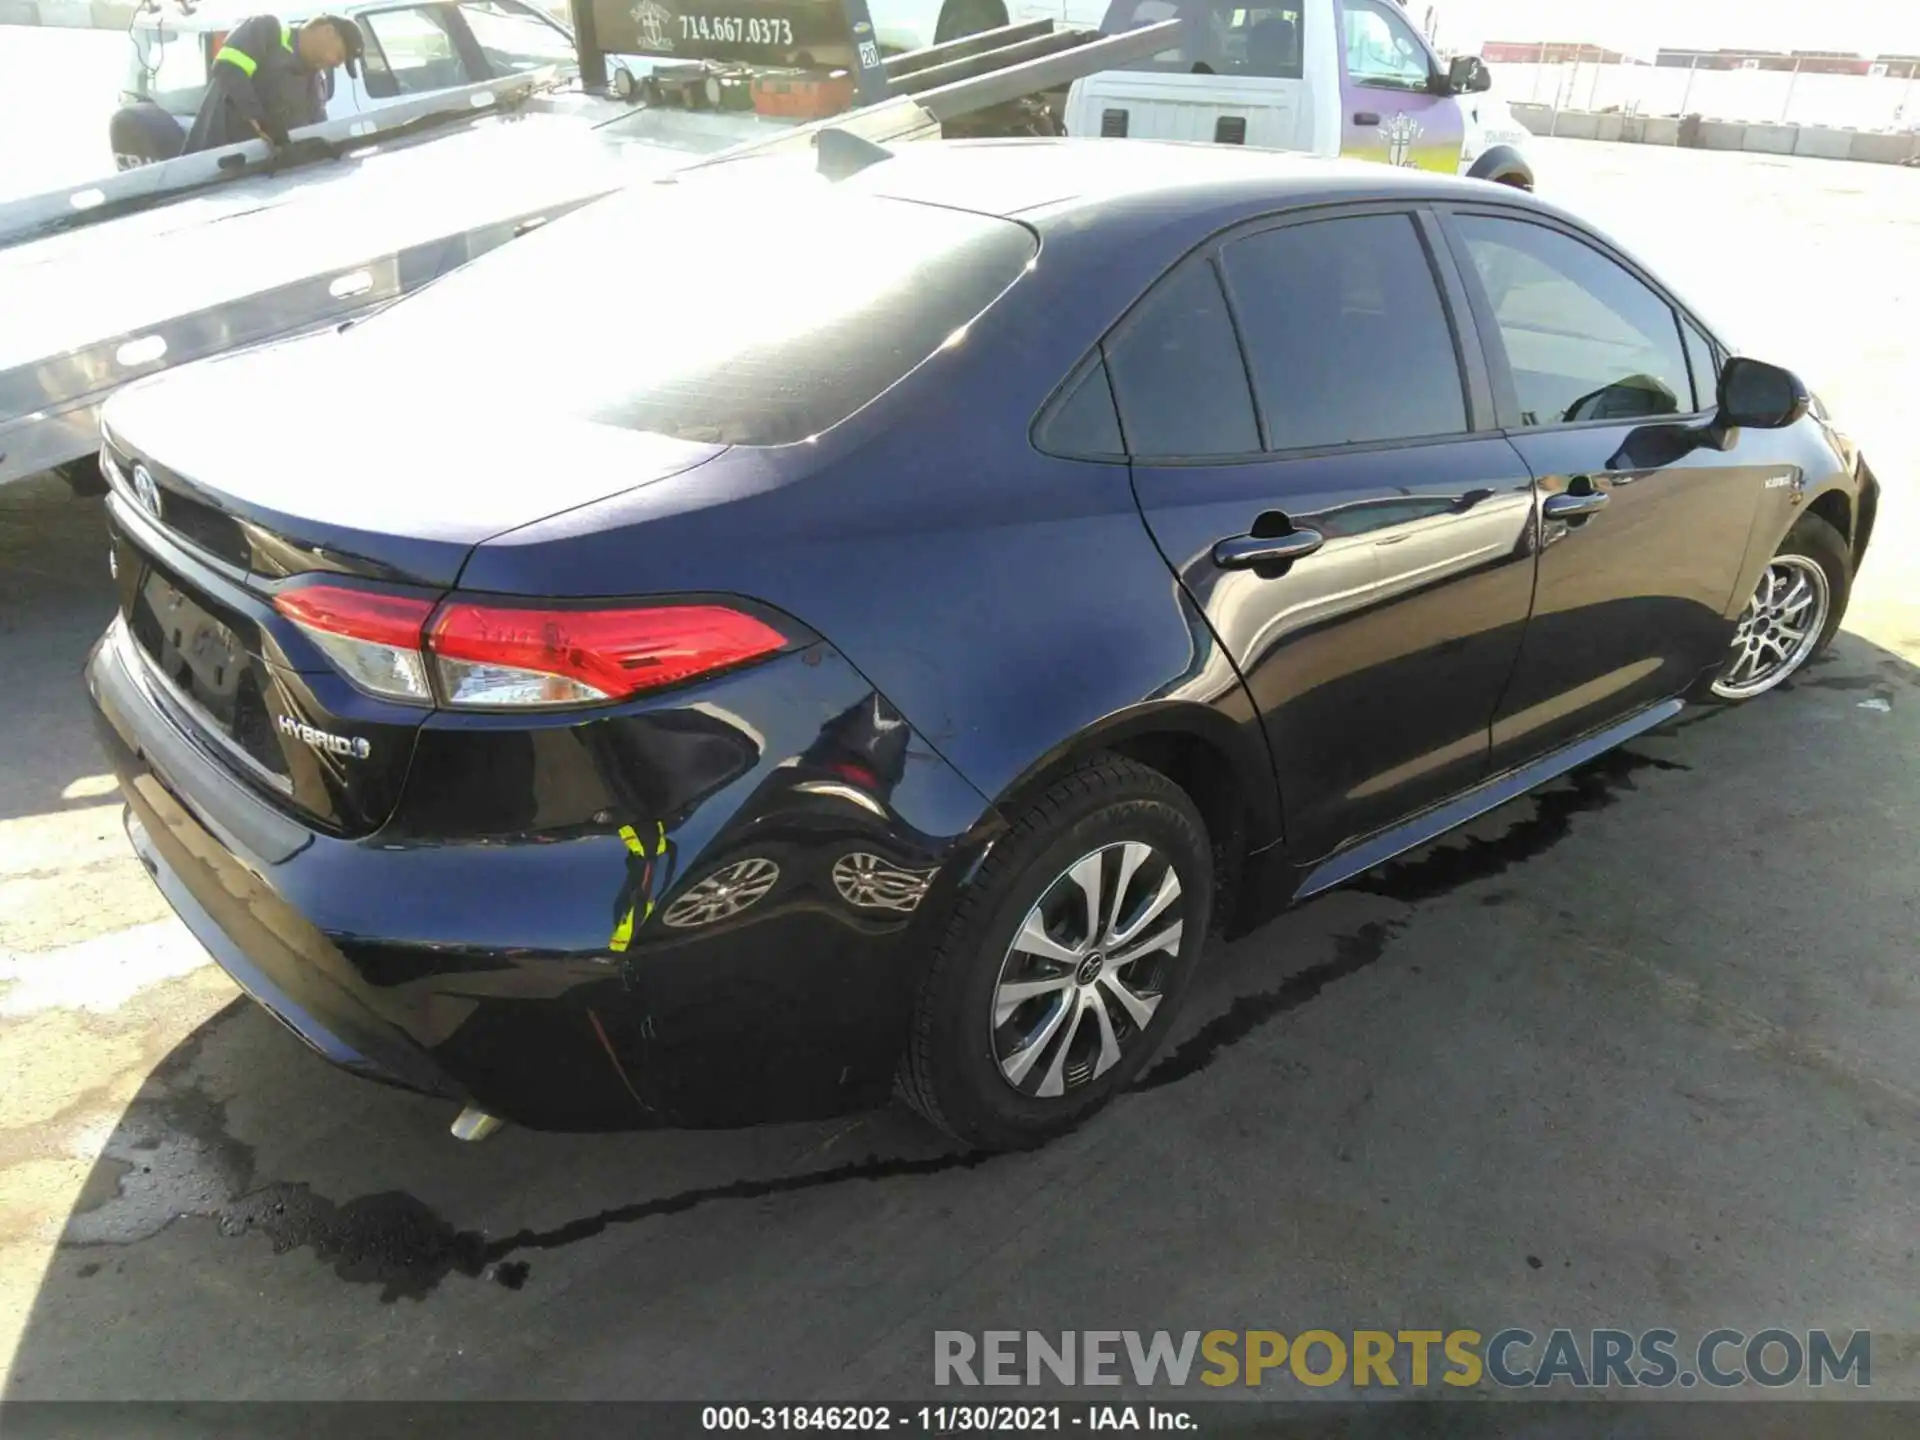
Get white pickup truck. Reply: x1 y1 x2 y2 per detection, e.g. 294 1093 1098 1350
1033 0 1535 187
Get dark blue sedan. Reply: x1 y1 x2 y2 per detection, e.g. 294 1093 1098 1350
87 138 1880 1150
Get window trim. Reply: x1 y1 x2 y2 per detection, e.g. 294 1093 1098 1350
1031 352 1130 464
1076 199 1492 467
1433 202 1728 435
1099 251 1262 463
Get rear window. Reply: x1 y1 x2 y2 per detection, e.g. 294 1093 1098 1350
349 172 1038 445
126 27 214 112
1100 0 1304 80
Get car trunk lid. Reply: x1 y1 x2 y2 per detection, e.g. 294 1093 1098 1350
100 343 726 837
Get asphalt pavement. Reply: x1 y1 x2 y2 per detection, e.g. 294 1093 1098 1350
0 138 1916 1403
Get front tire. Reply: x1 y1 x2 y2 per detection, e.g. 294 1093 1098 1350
1703 513 1850 701
898 756 1213 1151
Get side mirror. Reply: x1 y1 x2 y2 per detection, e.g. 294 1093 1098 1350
1445 54 1492 94
1718 357 1810 430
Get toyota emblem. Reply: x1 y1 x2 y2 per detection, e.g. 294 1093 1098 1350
131 463 162 519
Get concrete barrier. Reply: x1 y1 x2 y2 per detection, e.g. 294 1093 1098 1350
0 0 41 22
1744 124 1798 155
1850 131 1919 165
1792 127 1854 160
1509 103 1552 136
1489 101 1915 166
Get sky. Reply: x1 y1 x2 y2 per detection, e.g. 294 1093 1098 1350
1426 0 1920 58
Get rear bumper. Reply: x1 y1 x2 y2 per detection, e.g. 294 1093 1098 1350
89 617 995 1130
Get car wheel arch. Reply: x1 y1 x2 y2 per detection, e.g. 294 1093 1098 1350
1467 145 1534 191
976 704 1283 937
1805 486 1853 551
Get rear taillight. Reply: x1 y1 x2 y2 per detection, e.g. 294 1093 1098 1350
429 602 788 709
274 584 437 702
274 586 789 710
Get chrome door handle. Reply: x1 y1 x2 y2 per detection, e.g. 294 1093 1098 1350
1542 489 1609 519
1213 528 1326 569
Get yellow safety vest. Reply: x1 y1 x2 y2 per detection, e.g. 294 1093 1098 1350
212 21 293 78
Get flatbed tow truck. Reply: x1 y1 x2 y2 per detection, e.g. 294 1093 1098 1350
0 2 1179 492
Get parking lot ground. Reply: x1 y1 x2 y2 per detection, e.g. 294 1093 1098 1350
1 139 1917 1401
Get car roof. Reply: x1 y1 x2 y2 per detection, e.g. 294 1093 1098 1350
844 137 1555 225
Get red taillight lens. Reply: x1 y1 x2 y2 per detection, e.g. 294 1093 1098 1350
274 584 437 702
429 602 788 709
277 584 788 710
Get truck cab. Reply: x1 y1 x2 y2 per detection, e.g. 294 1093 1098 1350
1045 0 1533 186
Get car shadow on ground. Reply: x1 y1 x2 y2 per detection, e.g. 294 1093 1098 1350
0 478 118 824
6 633 1918 1401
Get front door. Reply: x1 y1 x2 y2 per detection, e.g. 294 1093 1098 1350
1439 208 1780 767
1335 0 1462 171
1109 207 1537 863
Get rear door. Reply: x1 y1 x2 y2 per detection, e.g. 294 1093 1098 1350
1114 205 1538 862
1335 0 1462 171
1438 206 1777 766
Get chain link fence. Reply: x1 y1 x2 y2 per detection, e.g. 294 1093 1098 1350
1492 46 1920 133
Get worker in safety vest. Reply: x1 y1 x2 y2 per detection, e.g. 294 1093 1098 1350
183 14 364 154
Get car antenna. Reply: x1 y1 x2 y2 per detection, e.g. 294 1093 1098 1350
815 128 893 181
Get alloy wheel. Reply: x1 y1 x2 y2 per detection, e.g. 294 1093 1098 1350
661 856 780 929
990 841 1185 1098
1711 554 1831 700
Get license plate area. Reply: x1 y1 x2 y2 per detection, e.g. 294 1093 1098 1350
127 565 293 791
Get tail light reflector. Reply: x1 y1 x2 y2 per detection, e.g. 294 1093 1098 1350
274 584 436 702
274 587 789 710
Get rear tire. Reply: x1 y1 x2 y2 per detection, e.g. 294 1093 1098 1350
898 756 1212 1151
108 102 186 170
1694 513 1850 703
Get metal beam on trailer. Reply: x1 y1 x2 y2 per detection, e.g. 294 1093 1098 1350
887 29 1093 98
880 19 1058 80
909 19 1181 120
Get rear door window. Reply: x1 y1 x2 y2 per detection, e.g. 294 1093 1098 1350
1100 0 1304 80
1219 213 1467 450
1037 360 1126 459
1104 261 1261 458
